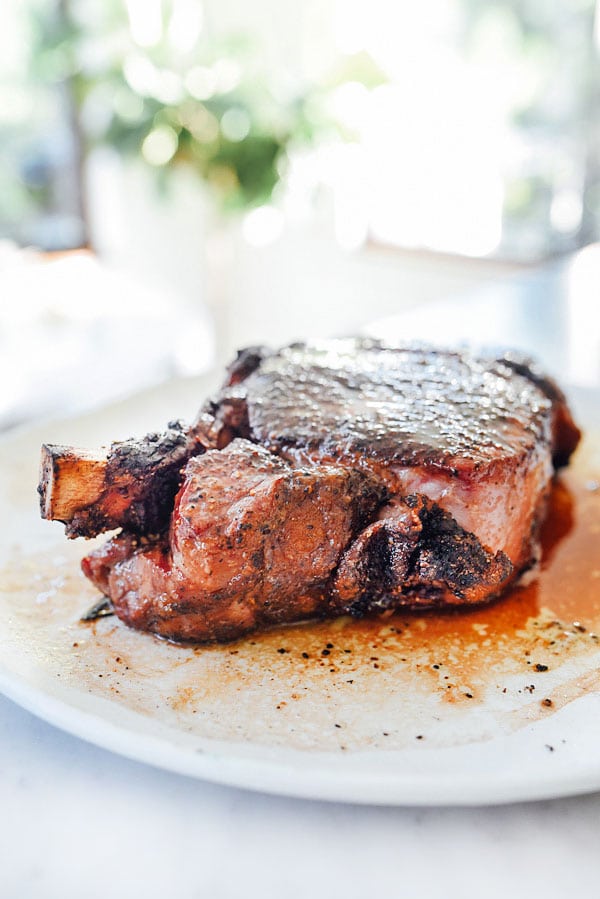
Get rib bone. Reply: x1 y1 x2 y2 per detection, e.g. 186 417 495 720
39 421 203 538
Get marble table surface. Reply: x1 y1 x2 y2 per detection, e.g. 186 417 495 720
2 245 600 899
3 690 600 899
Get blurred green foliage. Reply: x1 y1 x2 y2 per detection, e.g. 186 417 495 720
29 0 384 214
2 0 597 254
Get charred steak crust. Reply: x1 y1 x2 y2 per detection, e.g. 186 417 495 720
84 439 387 643
83 466 514 643
68 338 581 642
331 495 513 616
494 351 581 467
205 339 565 575
218 340 553 471
63 422 203 538
224 345 267 386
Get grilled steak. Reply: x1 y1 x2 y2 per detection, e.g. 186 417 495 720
83 440 385 641
43 339 580 642
83 439 517 642
201 341 578 572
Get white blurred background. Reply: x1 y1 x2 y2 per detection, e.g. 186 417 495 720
1 0 599 428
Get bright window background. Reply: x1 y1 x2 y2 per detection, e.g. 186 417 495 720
325 0 599 259
0 0 598 260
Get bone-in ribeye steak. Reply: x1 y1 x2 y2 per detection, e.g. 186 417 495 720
40 340 581 643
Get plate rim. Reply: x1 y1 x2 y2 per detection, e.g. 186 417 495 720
3 662 600 807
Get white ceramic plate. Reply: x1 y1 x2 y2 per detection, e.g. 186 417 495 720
1 378 599 806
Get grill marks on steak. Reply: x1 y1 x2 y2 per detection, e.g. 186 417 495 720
72 339 581 642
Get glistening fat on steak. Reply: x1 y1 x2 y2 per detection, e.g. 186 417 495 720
41 340 581 642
